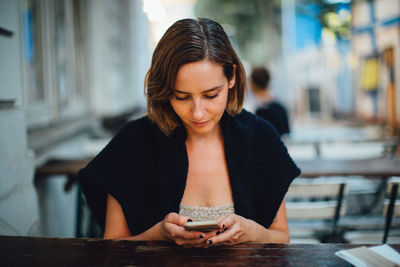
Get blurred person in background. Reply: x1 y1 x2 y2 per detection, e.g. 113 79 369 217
79 18 300 248
250 67 290 136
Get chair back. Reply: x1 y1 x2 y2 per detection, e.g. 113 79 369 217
286 177 348 220
382 177 400 243
383 177 400 216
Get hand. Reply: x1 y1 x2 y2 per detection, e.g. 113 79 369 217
207 214 252 246
159 212 217 248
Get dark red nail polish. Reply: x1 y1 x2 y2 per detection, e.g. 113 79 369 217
216 231 221 235
208 240 212 245
200 235 204 238
187 219 193 222
222 224 225 228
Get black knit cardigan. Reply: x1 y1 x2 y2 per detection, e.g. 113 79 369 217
79 110 300 235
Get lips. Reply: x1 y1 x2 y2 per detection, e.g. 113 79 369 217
192 120 208 127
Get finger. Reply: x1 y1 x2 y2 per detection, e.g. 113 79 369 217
180 229 207 240
164 212 191 226
174 235 209 247
165 222 204 240
216 215 227 230
202 229 219 239
183 229 219 245
218 214 236 230
208 224 238 245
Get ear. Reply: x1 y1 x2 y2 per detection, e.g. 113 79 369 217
228 64 236 89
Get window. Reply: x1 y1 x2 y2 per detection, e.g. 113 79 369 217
22 0 89 128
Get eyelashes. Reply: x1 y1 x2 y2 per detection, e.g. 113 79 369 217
174 95 189 101
174 94 219 101
205 94 218 99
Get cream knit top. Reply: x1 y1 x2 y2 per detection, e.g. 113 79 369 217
179 203 234 221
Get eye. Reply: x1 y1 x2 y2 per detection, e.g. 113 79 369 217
174 95 189 101
204 93 218 99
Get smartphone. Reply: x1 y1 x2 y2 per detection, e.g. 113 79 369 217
183 220 220 232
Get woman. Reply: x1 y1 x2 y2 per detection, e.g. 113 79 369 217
79 18 300 248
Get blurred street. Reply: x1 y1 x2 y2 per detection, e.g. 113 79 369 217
1 0 400 245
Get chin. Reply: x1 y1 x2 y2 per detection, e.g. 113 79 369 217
194 123 219 135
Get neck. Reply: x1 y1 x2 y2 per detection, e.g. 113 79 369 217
185 123 223 145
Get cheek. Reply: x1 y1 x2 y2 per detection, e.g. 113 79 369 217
207 97 228 117
215 92 229 111
216 98 228 112
170 100 187 116
169 100 179 115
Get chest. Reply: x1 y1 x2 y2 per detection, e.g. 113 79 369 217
181 140 233 206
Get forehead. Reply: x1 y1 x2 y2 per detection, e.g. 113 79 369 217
175 60 225 91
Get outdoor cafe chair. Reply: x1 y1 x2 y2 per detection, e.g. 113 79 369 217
286 177 348 242
382 176 400 243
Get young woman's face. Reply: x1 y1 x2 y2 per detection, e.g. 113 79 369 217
170 60 235 136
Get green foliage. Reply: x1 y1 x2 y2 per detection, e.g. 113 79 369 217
194 0 282 64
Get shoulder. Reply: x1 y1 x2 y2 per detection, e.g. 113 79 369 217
270 101 288 112
224 110 300 185
78 116 160 232
109 116 158 146
88 115 159 168
117 115 156 136
79 115 160 190
222 109 281 154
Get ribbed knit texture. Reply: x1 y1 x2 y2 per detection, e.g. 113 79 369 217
79 109 300 235
179 203 234 221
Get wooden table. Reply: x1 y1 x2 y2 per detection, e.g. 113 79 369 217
296 157 400 178
36 157 400 183
35 158 91 191
1 236 398 266
284 133 399 158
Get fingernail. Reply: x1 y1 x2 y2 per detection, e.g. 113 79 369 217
216 231 221 235
187 219 193 222
200 235 204 238
208 240 212 245
222 224 225 228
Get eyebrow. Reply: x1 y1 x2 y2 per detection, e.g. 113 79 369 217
175 85 223 94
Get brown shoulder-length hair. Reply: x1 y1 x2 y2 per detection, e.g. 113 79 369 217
145 18 246 136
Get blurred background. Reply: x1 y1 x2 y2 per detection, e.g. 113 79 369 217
1 0 399 243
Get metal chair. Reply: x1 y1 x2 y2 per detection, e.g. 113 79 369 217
382 176 400 243
286 177 347 242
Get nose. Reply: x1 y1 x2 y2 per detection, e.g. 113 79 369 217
191 98 205 121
